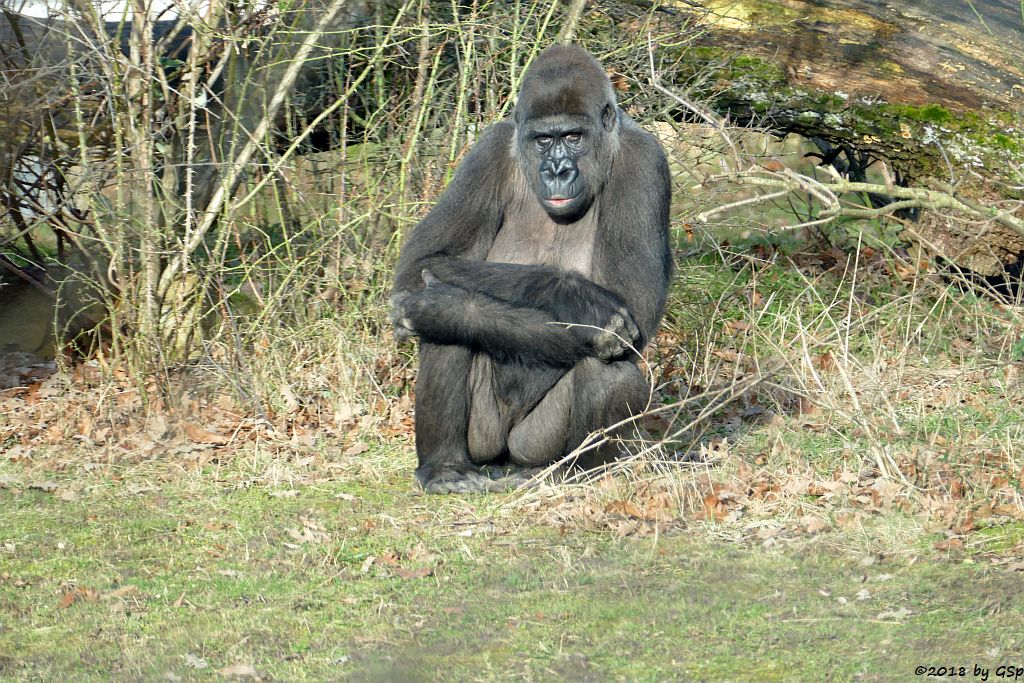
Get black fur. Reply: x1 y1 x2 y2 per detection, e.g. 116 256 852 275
390 45 672 493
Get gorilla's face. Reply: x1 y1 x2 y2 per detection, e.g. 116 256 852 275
521 115 594 222
516 101 618 224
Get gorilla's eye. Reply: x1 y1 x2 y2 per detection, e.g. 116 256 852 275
565 132 583 143
535 135 553 146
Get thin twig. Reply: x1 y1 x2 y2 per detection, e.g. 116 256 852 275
647 36 741 170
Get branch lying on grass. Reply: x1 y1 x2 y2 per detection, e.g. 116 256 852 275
694 161 1024 238
646 49 1023 238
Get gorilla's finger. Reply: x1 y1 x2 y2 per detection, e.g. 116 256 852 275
625 315 640 344
421 268 440 286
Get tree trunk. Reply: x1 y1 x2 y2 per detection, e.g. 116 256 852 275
662 0 1024 275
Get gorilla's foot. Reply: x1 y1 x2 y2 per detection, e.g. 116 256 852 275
416 465 505 494
416 464 543 494
484 465 547 489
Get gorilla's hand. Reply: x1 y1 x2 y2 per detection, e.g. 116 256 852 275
388 289 418 342
389 269 460 342
540 275 641 361
587 308 641 362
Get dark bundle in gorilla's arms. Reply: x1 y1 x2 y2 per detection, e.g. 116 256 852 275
391 44 672 493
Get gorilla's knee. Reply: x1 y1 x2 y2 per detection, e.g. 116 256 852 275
507 371 573 466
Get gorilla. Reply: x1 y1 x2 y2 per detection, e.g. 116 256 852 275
390 44 672 493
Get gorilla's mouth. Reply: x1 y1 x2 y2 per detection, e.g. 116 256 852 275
544 196 577 208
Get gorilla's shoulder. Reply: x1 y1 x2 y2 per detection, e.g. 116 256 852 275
448 120 517 186
619 119 666 158
472 119 515 148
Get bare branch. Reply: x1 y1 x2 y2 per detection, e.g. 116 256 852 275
157 0 349 298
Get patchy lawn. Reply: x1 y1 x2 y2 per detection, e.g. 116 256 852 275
2 449 1024 682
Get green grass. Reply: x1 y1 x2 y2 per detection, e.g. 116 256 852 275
3 453 1024 682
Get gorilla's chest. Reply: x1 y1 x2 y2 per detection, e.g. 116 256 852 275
487 195 599 276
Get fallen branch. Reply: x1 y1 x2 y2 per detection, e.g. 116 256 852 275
695 168 1024 238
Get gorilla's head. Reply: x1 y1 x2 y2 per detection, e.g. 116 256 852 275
514 45 621 223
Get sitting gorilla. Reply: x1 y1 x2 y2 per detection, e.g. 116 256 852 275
390 44 672 493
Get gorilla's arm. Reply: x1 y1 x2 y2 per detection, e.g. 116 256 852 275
592 123 673 349
415 258 639 340
393 276 596 367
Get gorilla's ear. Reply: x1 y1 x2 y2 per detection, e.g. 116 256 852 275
601 103 617 132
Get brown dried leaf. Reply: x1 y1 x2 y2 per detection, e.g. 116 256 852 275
103 585 140 600
643 491 679 521
815 351 837 371
78 413 93 438
797 396 819 416
838 471 860 484
183 422 229 445
395 566 433 580
699 494 727 521
955 512 977 534
58 586 100 608
376 550 401 567
724 320 751 335
147 414 170 440
280 383 300 414
994 504 1024 520
608 518 639 537
604 500 645 520
343 442 369 457
405 543 439 564
869 479 904 511
286 515 331 545
802 516 830 534
711 349 742 363
57 591 77 609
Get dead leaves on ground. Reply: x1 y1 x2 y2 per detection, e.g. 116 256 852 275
613 321 1024 555
0 352 416 479
360 544 439 580
285 515 332 547
58 584 141 609
182 421 231 446
534 442 1024 550
1 368 248 464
